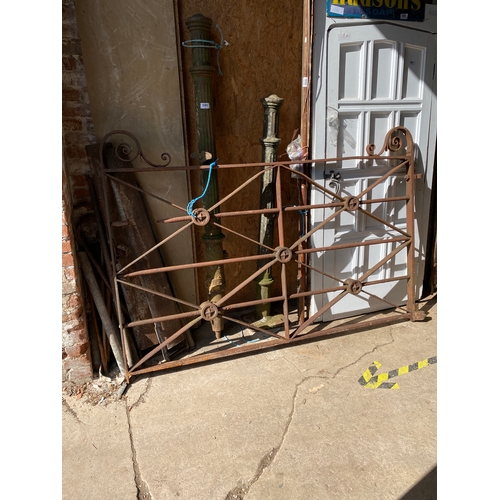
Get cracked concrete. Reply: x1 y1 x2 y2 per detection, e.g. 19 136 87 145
227 336 402 500
126 404 153 500
62 296 437 500
62 394 136 499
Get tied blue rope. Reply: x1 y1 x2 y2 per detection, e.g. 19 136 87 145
298 209 309 237
186 159 218 217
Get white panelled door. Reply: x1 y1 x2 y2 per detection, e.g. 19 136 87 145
310 19 436 322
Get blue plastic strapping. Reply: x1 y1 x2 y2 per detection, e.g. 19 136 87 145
186 159 218 217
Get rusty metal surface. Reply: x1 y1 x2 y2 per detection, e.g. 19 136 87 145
95 127 423 383
87 137 193 357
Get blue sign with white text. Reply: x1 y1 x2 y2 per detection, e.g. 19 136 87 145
326 0 425 22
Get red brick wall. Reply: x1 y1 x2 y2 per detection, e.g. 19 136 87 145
62 164 92 383
62 0 96 384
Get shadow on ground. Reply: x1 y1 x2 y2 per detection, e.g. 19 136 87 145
399 466 437 500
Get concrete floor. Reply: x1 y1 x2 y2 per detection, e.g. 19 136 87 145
62 295 437 500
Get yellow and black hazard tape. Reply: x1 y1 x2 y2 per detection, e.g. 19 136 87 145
358 356 437 389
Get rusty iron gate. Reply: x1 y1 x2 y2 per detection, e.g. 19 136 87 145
94 126 425 383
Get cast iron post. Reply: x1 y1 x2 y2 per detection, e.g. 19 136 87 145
256 94 283 320
185 14 225 337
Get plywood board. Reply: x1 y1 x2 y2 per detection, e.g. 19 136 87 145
178 0 304 304
74 0 197 307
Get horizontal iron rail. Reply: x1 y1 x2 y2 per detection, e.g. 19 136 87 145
125 310 200 329
296 236 410 254
127 313 411 377
122 252 275 278
101 154 411 174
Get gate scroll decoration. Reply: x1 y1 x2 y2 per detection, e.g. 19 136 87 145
96 126 425 384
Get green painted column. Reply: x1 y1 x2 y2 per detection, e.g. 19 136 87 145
185 14 225 337
256 94 283 320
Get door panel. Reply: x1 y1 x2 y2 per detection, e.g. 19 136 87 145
371 41 398 99
339 44 364 99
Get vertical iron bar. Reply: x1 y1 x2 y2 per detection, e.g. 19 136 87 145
281 262 290 339
275 166 290 334
406 149 417 320
299 0 313 326
275 165 285 247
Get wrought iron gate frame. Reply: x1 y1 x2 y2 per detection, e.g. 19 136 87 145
96 126 424 383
